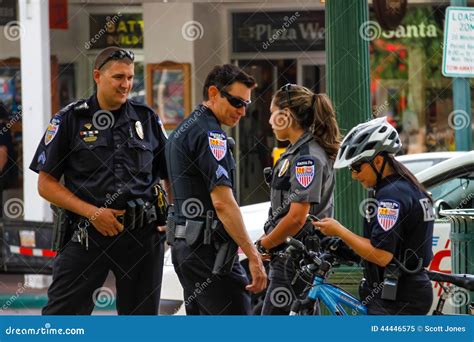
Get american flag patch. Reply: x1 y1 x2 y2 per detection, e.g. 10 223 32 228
377 200 400 231
208 131 227 161
295 159 315 188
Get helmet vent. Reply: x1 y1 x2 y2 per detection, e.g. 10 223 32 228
388 131 397 140
379 126 388 133
355 133 368 144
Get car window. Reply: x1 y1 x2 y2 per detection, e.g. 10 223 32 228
403 160 436 174
428 176 474 209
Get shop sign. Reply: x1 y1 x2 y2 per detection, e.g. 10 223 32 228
381 22 438 39
88 13 143 49
232 11 325 53
0 0 16 26
442 6 474 77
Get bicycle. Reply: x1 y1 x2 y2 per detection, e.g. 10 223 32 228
282 237 474 316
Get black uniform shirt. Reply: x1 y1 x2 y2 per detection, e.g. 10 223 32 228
29 95 168 209
364 175 435 281
165 104 236 225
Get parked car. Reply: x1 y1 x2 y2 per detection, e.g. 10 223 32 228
160 151 474 315
395 151 466 175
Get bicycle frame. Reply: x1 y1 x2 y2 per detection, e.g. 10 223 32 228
307 275 367 315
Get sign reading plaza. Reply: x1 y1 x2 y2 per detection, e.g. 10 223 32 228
442 6 474 78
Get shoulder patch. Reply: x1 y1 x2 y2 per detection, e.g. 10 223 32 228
295 158 315 188
44 115 62 146
208 131 227 161
377 200 400 231
37 151 46 165
216 164 229 180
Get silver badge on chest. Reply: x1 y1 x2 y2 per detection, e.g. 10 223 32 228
135 121 144 139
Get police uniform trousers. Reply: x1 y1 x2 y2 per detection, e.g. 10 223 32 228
171 239 251 315
261 255 307 315
42 224 165 315
361 271 433 315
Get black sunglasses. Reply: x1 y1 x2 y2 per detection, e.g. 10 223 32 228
348 162 365 173
220 89 251 109
280 83 296 107
97 49 135 70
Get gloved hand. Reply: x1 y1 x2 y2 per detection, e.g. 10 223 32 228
321 237 361 264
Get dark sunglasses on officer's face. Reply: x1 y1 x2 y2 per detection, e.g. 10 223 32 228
97 49 135 70
220 89 251 109
348 162 365 173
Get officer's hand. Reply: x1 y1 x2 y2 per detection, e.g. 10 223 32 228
89 208 125 237
245 256 267 294
312 218 344 237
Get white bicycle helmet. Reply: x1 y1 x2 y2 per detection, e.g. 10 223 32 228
334 117 402 169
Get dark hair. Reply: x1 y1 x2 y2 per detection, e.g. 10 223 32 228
202 64 256 101
94 46 133 70
273 85 341 160
384 153 432 201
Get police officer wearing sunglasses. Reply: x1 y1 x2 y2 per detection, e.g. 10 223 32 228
165 64 267 315
313 117 434 315
30 47 170 315
256 84 341 315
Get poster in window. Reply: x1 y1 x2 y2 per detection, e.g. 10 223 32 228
146 62 191 129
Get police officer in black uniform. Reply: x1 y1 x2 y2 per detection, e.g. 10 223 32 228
30 47 170 315
255 84 341 315
314 117 434 315
165 64 267 315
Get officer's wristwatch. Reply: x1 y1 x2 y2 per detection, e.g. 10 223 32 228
255 239 269 255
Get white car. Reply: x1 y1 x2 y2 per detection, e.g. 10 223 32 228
395 152 466 175
160 151 474 315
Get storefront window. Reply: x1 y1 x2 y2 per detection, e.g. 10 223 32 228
370 5 474 154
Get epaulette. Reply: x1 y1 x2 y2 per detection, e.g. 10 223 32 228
73 100 89 111
129 99 155 113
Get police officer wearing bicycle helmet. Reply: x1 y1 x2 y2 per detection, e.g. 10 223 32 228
313 117 434 315
256 84 341 315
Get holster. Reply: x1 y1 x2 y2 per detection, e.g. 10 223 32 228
153 183 169 226
211 220 237 275
184 220 204 248
381 262 401 301
51 205 70 252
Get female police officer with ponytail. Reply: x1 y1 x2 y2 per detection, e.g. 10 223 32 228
313 117 434 315
255 84 341 315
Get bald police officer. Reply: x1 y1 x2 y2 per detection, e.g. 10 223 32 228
30 47 170 315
